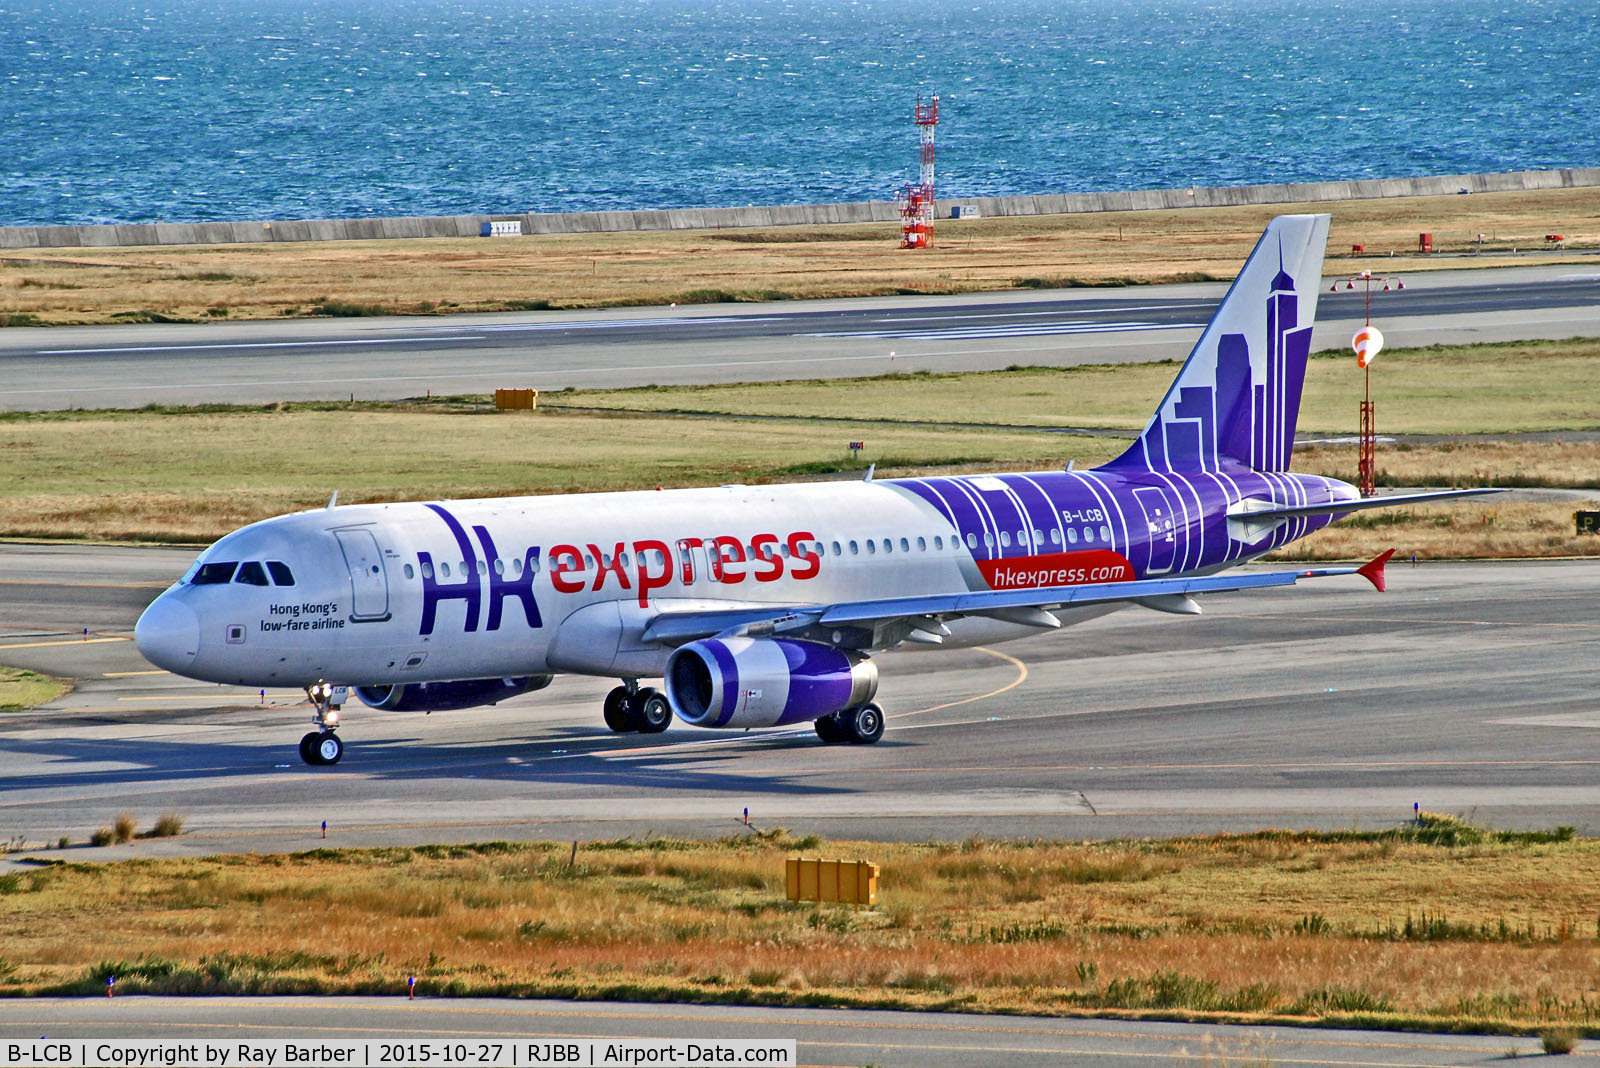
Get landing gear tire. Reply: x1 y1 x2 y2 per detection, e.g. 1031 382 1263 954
841 702 884 745
603 686 635 733
633 688 672 734
313 731 344 765
814 715 848 744
299 732 321 764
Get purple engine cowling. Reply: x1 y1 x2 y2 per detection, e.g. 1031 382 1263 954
664 637 878 729
354 675 552 712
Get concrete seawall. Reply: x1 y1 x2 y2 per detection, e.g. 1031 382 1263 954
4 167 1598 250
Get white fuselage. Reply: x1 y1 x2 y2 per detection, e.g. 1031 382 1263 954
140 477 1093 688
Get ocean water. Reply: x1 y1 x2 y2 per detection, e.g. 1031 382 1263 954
2 0 1597 226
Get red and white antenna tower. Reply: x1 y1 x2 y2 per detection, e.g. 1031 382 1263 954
898 95 938 248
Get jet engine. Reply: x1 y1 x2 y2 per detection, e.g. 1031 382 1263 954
354 675 552 712
664 636 877 729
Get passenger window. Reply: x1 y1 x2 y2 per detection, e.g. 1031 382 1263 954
866 540 876 555
511 558 522 577
883 539 892 554
1000 531 1011 548
916 536 925 551
529 553 541 575
1082 527 1094 544
422 561 434 579
780 544 790 558
404 564 415 580
493 558 504 575
1050 529 1061 545
267 561 296 586
192 562 238 585
1100 524 1112 541
1033 529 1043 542
849 540 859 555
933 535 943 550
900 537 910 552
1067 528 1079 544
984 533 994 548
441 562 452 577
966 533 977 549
477 560 487 576
832 541 842 556
235 561 269 586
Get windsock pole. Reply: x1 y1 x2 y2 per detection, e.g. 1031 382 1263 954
1333 270 1400 497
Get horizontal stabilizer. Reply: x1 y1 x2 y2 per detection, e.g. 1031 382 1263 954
1236 487 1504 522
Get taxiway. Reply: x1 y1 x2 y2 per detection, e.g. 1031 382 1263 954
2 544 1595 860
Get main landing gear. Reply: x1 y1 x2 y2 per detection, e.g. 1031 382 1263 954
603 680 673 734
300 681 345 766
814 702 885 745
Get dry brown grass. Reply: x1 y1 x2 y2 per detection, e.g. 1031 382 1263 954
3 186 1598 325
1 823 1595 1032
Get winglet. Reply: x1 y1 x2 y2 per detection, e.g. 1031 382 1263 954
1356 548 1396 592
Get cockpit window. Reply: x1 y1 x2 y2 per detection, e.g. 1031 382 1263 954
267 561 295 586
235 561 270 586
192 562 239 585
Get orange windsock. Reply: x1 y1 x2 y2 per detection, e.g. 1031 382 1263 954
1353 325 1384 369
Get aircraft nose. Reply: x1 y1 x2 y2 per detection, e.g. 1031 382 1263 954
135 596 200 673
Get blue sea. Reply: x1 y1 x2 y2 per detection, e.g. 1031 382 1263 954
2 0 1597 226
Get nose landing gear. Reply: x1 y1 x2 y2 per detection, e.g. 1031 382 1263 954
301 682 346 766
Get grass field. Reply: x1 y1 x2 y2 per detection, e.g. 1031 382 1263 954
0 667 67 712
0 406 1111 542
1 817 1595 1035
549 338 1600 437
2 186 1598 325
3 340 1600 557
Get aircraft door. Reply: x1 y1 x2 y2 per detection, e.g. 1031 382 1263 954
334 528 391 621
1133 486 1177 575
676 538 709 587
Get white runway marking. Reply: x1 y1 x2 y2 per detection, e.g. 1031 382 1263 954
38 336 484 355
813 321 1205 341
4 343 1193 397
463 316 781 332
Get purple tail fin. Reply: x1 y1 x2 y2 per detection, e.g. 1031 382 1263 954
1102 214 1331 473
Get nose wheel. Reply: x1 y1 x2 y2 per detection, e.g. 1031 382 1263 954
301 681 346 766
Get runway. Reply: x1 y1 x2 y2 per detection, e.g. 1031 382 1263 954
2 264 1598 410
2 543 1596 860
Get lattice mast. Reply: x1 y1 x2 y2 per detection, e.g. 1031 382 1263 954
899 95 938 248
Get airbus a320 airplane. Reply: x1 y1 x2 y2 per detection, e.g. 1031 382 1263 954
135 214 1490 765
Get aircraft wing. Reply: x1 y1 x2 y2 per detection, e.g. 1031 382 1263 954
641 552 1393 647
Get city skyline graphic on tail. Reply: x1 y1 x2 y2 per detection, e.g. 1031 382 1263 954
134 213 1497 766
1107 213 1326 474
